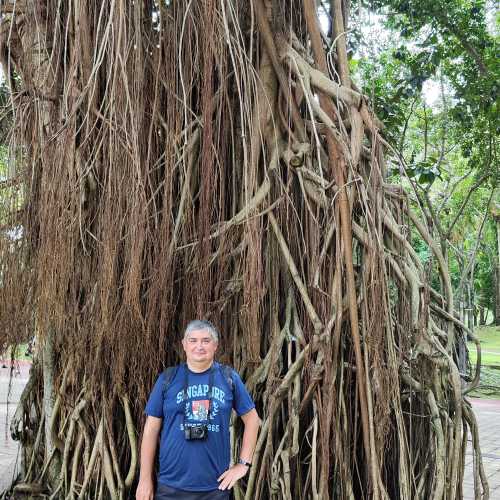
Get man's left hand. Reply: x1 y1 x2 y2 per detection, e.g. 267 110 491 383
217 463 249 490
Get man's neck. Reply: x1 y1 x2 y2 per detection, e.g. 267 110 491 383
186 360 214 373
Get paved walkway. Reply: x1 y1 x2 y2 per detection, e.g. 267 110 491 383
464 398 500 499
1 363 499 497
0 360 31 494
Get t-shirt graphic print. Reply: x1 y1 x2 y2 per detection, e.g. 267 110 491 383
145 362 255 492
190 399 209 420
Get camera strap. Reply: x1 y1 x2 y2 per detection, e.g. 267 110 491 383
182 363 215 425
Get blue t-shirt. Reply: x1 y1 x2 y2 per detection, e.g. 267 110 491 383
145 362 255 491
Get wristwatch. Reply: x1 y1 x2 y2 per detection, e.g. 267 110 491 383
238 458 252 467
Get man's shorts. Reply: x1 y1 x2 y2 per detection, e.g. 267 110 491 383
155 483 231 500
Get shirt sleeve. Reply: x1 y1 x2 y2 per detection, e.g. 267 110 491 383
144 373 165 418
231 370 256 416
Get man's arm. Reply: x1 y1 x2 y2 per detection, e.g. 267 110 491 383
136 416 162 500
218 408 261 490
238 408 260 464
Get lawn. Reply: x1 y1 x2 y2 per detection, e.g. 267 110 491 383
468 325 500 366
1 343 32 363
467 325 500 399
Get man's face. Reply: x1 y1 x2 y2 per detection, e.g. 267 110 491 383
182 328 218 365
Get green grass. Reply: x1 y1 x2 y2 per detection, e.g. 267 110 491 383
468 325 500 367
467 325 500 399
1 343 32 362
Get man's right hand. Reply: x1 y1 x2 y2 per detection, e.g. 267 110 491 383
137 416 162 500
136 478 154 500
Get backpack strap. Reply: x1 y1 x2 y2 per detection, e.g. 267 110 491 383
162 365 179 397
220 364 234 393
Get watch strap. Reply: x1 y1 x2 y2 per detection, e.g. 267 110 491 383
238 458 252 467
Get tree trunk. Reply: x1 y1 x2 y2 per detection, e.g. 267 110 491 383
42 331 55 460
479 306 486 326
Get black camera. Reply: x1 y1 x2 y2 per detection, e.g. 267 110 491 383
184 424 208 440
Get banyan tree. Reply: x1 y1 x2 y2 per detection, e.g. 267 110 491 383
0 1 489 499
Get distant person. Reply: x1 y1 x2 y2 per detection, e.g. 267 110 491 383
25 337 35 358
136 320 260 500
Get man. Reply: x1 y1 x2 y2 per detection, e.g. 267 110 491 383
136 320 260 500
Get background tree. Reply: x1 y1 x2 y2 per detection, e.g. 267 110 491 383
493 199 500 324
353 0 498 327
